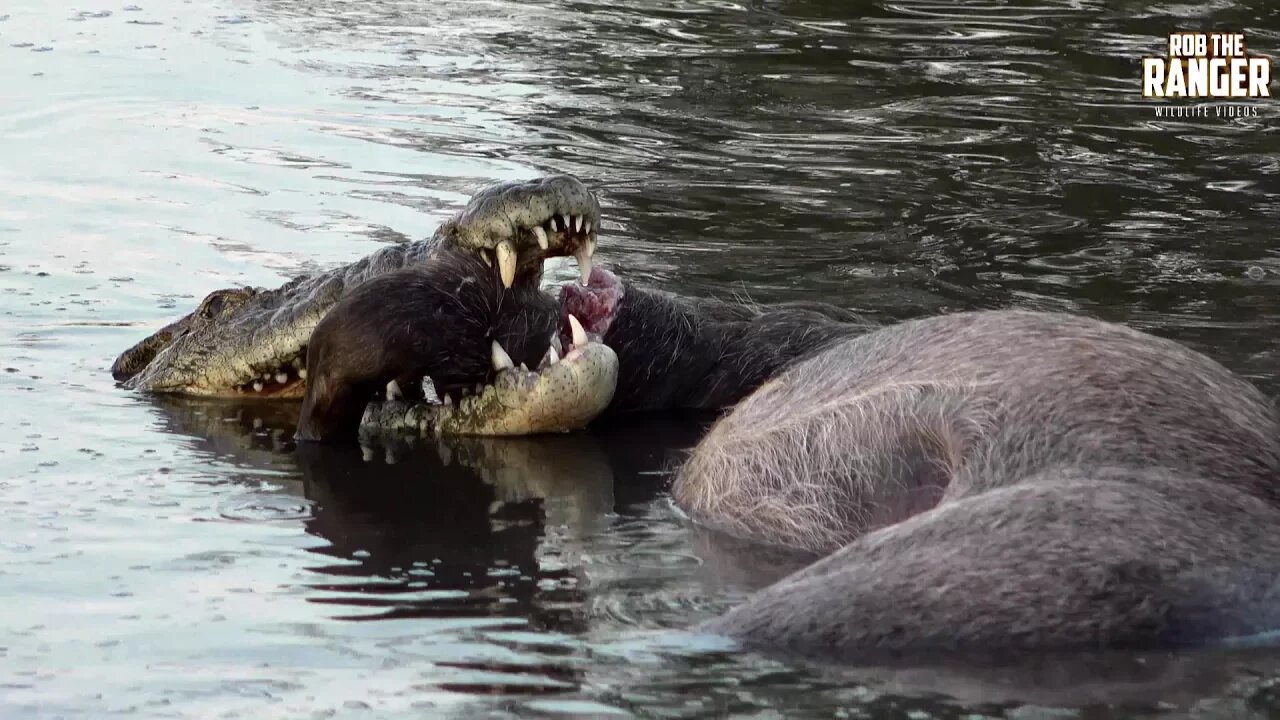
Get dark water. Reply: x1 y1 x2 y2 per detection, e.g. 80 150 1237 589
2 0 1279 717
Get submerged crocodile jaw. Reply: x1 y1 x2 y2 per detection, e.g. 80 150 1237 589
359 340 618 438
113 174 602 398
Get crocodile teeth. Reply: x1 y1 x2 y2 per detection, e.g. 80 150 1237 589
568 313 588 348
542 344 559 367
422 377 439 403
551 215 563 232
491 340 515 371
532 225 549 250
298 368 307 380
386 379 403 401
583 218 592 234
495 240 517 289
574 245 593 285
252 381 264 392
569 215 580 233
275 372 288 384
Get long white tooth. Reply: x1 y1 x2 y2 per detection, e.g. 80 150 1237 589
479 250 492 268
495 240 517 289
574 246 592 286
386 379 403 401
551 216 563 232
275 372 288 384
443 394 453 406
570 215 580 233
583 218 592 234
532 225 549 250
545 345 559 366
252 381 263 392
491 340 515 371
550 334 563 354
422 377 439 403
298 368 307 380
568 314 588 348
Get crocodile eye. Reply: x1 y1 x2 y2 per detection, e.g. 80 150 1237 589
197 287 254 318
201 295 228 317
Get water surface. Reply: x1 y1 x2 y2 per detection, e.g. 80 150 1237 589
2 0 1279 717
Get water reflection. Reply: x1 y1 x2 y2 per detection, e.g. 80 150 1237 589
150 397 625 623
300 437 611 629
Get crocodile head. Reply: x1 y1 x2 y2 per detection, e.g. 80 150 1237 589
112 174 602 398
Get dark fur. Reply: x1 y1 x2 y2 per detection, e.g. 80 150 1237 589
600 285 874 414
672 310 1280 656
296 250 557 442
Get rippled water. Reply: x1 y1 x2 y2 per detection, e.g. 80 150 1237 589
2 0 1279 717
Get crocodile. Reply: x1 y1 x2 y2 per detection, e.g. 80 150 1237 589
113 175 615 436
